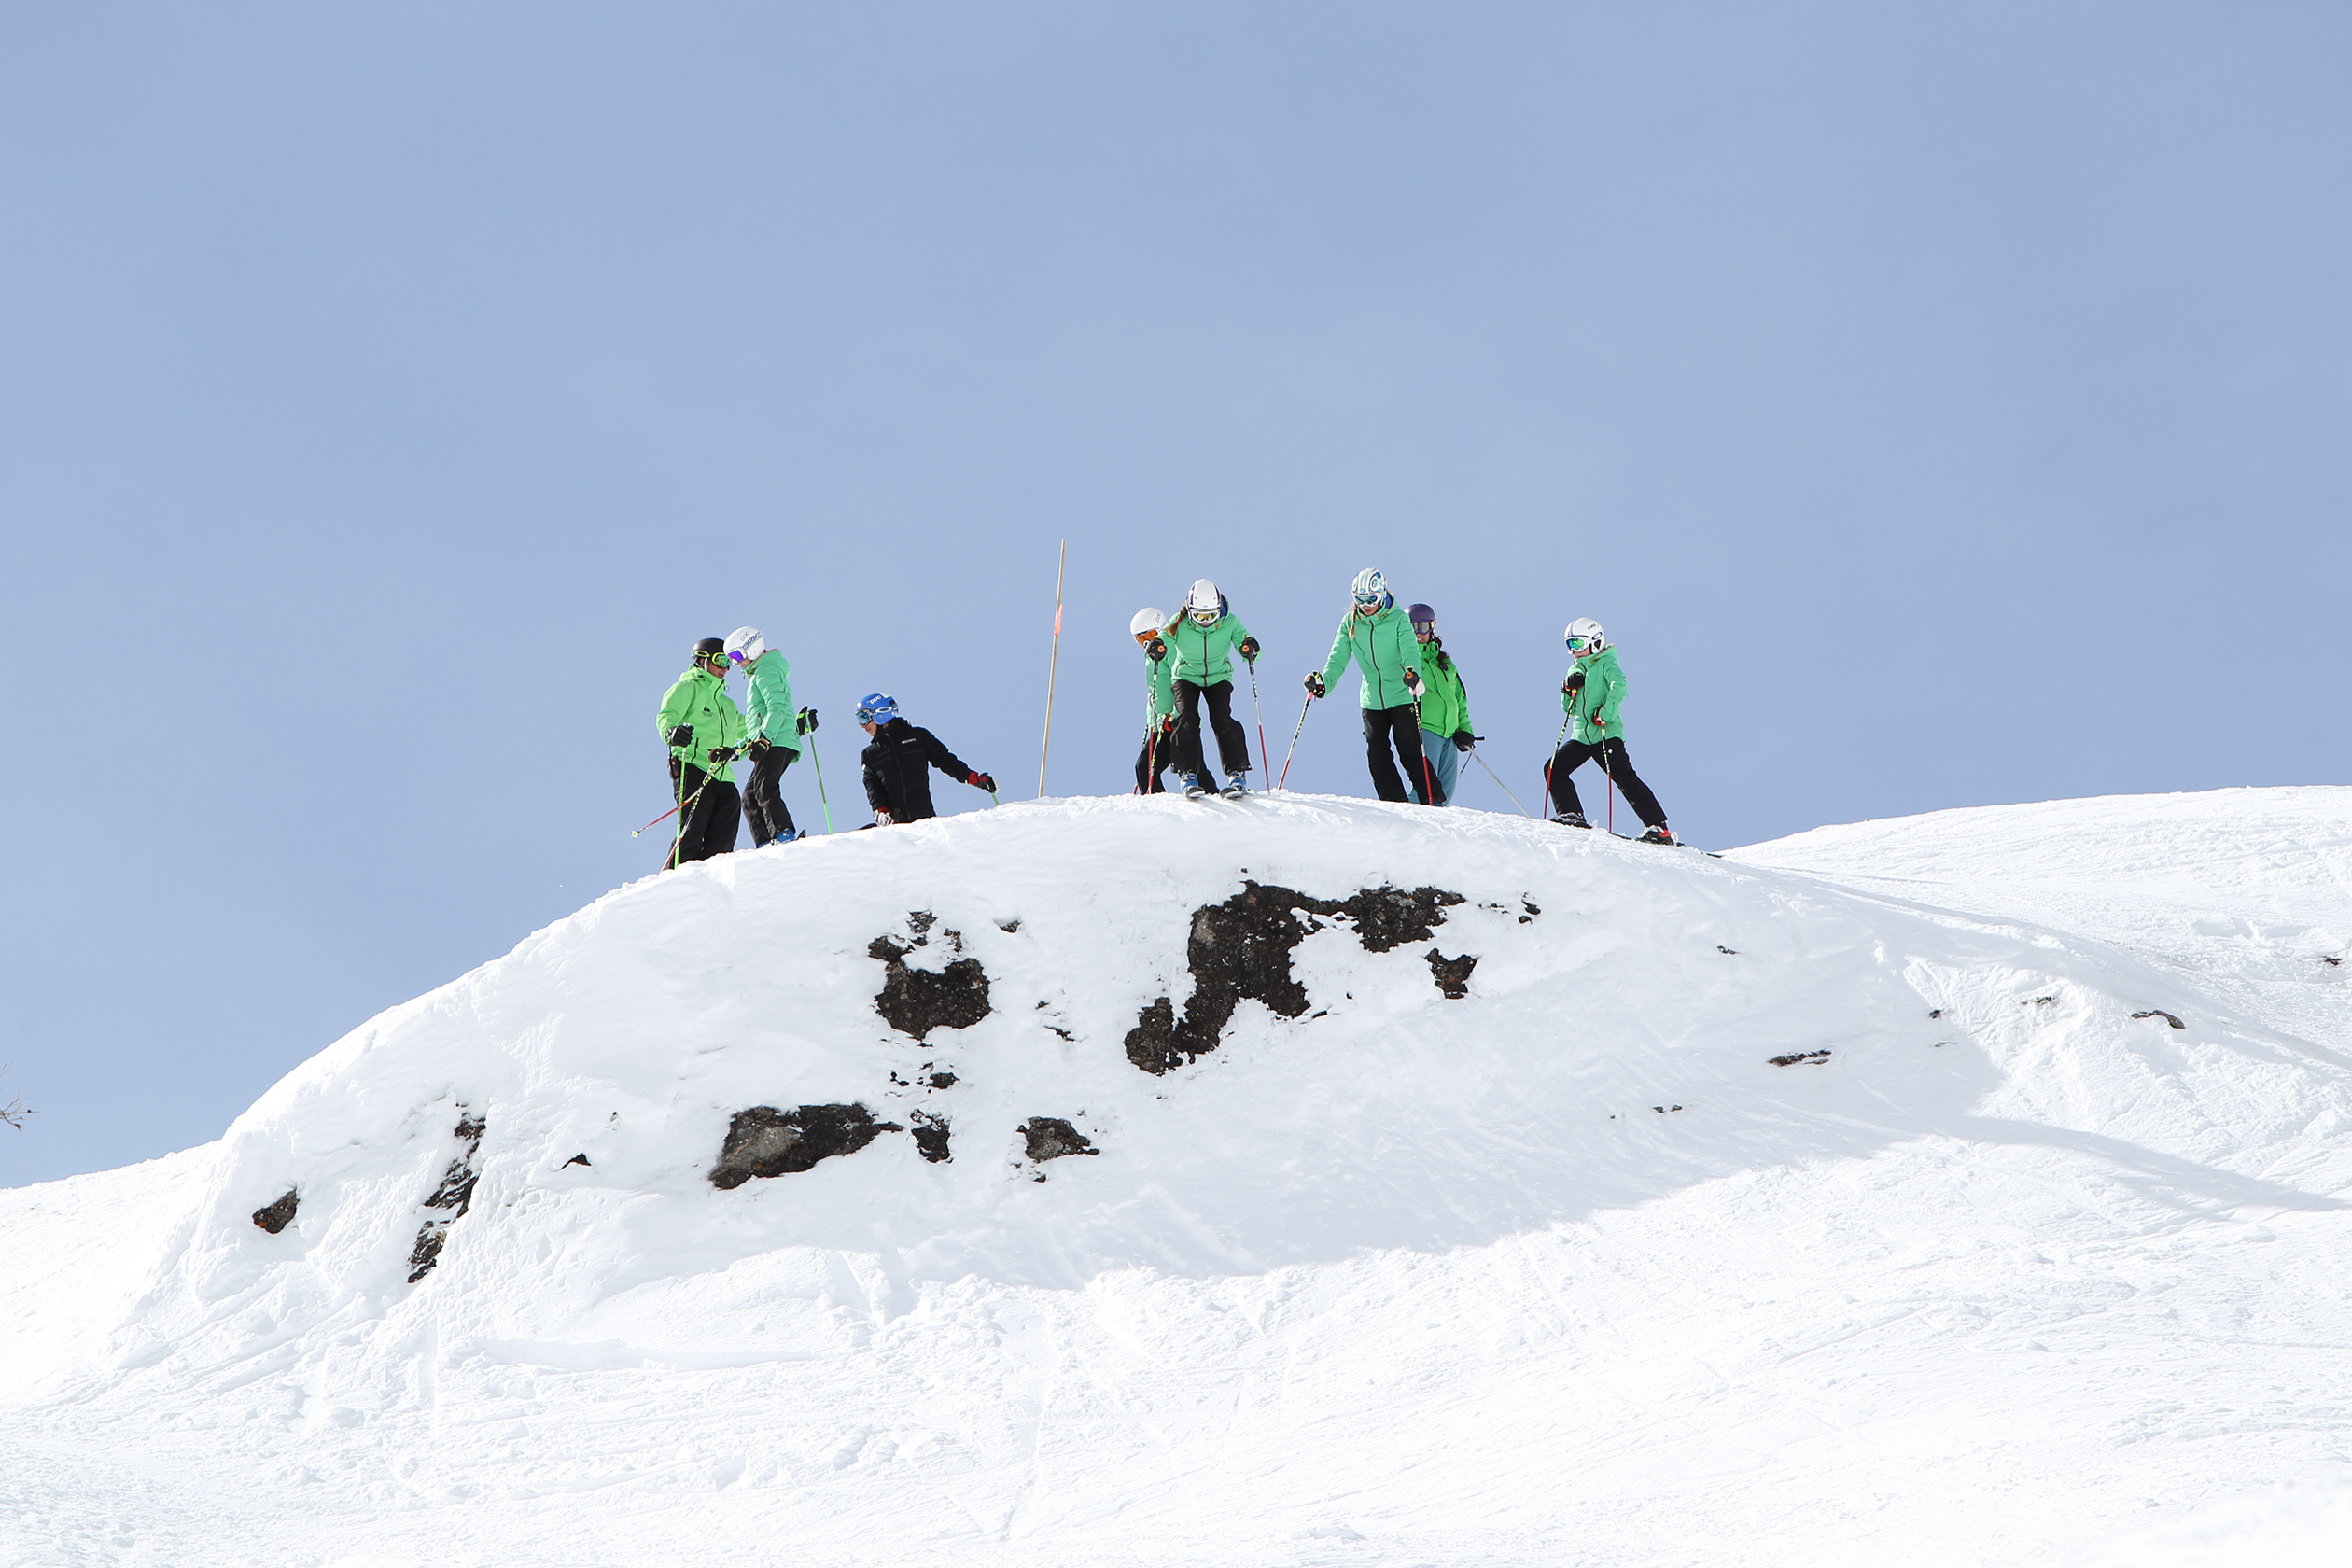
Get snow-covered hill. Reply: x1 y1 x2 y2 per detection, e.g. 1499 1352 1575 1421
7 788 2351 1568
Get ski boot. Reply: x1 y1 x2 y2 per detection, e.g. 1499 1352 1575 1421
1222 772 1252 798
1638 824 1677 846
1181 773 1210 799
1550 810 1590 829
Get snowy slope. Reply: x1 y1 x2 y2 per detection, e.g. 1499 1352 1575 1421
6 789 2352 1568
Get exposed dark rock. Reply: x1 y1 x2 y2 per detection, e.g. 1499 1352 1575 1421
2133 1009 2187 1029
1717 945 1739 955
2325 956 2343 967
1123 881 1466 1074
870 931 992 1040
996 917 1021 933
1426 950 1477 999
1020 1117 1098 1161
2030 996 2055 1006
909 1110 951 1164
1769 1049 1832 1066
408 1105 487 1283
708 1103 902 1189
251 1189 298 1234
562 1153 591 1168
925 1071 958 1088
1928 1009 1943 1018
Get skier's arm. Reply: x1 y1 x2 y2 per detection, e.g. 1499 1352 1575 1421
1151 657 1176 718
656 679 695 747
1229 617 1256 661
918 727 975 782
1320 623 1353 690
1595 661 1627 731
861 749 892 814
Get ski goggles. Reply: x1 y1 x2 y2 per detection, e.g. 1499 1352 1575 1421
727 649 750 665
1188 607 1219 624
856 704 895 723
1565 635 1596 652
1353 593 1384 609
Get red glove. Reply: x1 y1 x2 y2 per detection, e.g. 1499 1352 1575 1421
968 771 997 792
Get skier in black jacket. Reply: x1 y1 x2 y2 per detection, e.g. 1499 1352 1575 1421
856 693 996 825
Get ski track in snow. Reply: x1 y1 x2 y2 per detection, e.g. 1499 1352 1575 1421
6 787 2352 1567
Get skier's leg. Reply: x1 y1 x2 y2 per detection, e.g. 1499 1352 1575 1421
1603 739 1668 829
703 781 742 856
1173 680 1208 778
1547 742 1595 817
665 757 694 869
1420 730 1459 805
1362 707 1409 803
674 762 715 862
744 748 781 846
771 749 799 837
1134 736 1155 792
1394 715 1430 805
1205 681 1250 777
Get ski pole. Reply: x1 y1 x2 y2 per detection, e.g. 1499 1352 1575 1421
1410 691 1438 805
1277 693 1311 790
801 712 834 834
629 801 683 837
1602 725 1616 835
1542 704 1571 819
1472 749 1532 817
1247 657 1269 778
1036 539 1067 799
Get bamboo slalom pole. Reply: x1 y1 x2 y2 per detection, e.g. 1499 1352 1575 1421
1036 539 1068 798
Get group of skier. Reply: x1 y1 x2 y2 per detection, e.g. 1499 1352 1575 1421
652 568 1675 868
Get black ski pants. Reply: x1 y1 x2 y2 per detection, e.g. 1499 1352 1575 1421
1547 736 1667 829
1134 720 1177 793
743 743 800 846
666 758 741 868
1362 703 1431 804
1173 679 1252 780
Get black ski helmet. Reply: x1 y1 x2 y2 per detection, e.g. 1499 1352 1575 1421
693 636 725 667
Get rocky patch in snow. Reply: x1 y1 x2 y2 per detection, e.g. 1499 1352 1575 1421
709 1103 903 1188
870 913 992 1040
406 1106 484 1282
1019 1116 1098 1162
1125 881 1467 1074
249 1188 298 1234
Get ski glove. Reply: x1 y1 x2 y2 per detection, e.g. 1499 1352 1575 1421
1238 637 1260 661
708 745 739 764
1453 731 1475 753
796 707 819 735
969 772 996 793
748 736 772 757
665 724 693 748
875 810 894 826
1304 672 1326 698
1404 669 1424 698
1563 670 1586 693
1147 638 1167 663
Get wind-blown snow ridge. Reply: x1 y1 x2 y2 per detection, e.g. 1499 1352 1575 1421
7 787 2352 1568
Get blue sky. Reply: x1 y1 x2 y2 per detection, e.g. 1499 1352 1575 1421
5 2 2347 1185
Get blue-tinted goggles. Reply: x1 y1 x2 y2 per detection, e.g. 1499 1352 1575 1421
1353 593 1383 608
857 706 892 723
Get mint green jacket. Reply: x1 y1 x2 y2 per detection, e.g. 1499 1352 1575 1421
1159 611 1254 687
1561 646 1628 743
656 667 748 781
1415 643 1473 737
740 650 797 749
1144 642 1176 721
1321 605 1419 710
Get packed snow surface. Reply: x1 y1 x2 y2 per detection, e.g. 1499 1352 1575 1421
7 787 2352 1567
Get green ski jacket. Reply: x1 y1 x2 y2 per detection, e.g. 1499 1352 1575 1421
1320 605 1419 710
1561 646 1628 744
656 666 748 782
1158 611 1254 688
740 650 798 750
1415 643 1473 738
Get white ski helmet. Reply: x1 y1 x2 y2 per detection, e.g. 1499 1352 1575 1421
1130 607 1167 637
1564 617 1606 653
1184 579 1225 623
723 626 766 665
1350 567 1392 611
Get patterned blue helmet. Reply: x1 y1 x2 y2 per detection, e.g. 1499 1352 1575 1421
856 693 898 724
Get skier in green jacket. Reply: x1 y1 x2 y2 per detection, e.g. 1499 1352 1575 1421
1547 617 1675 844
724 625 805 847
1129 608 1178 794
1306 568 1430 804
1406 603 1474 806
1160 580 1261 797
655 637 749 867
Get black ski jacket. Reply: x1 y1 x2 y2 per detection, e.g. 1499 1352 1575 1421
861 718 974 822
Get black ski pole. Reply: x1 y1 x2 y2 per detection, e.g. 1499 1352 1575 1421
1278 691 1312 791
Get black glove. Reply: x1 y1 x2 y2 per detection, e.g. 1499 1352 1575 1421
749 736 772 757
1147 638 1166 663
969 772 996 793
665 724 693 748
1453 731 1474 753
1305 672 1325 698
1564 669 1586 693
707 745 738 764
796 707 819 735
1238 636 1260 661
